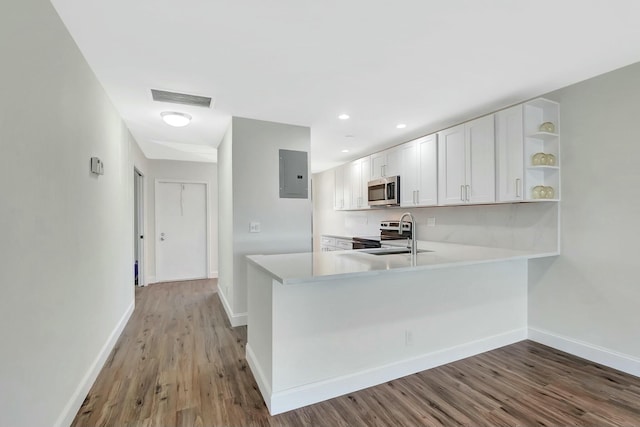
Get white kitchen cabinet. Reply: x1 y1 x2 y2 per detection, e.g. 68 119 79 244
523 98 560 201
401 134 438 207
349 156 370 209
370 146 401 179
333 164 347 210
438 115 495 205
495 104 524 202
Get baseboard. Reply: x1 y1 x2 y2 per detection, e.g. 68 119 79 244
54 301 135 427
246 344 273 413
147 275 156 285
216 285 247 327
209 270 219 279
266 328 527 415
528 327 640 378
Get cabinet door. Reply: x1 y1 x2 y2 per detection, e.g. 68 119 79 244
466 115 496 204
333 166 345 210
349 159 364 209
384 146 402 177
370 152 386 179
359 156 370 209
400 141 418 207
438 124 466 205
342 163 352 210
416 134 438 206
495 105 524 202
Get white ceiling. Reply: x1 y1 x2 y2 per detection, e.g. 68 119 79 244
50 0 640 172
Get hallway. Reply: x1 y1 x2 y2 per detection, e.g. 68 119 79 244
72 280 640 426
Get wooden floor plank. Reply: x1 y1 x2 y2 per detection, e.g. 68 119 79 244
71 279 640 426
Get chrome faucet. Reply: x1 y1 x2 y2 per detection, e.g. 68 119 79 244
398 212 417 265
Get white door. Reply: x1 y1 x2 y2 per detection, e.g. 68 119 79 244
156 182 207 282
495 105 524 202
334 166 345 210
416 134 438 206
466 115 496 204
438 124 466 205
400 141 418 207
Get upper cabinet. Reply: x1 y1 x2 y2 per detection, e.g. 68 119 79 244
330 98 558 211
334 156 371 211
438 115 495 205
401 134 438 207
495 104 524 202
370 146 401 179
523 99 560 201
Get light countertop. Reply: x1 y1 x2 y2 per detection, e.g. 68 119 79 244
247 241 558 285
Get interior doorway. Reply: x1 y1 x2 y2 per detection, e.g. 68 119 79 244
155 180 208 282
134 168 145 286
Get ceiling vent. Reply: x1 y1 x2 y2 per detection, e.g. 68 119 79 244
151 89 212 108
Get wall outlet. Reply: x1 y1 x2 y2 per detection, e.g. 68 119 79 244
427 217 436 227
405 330 413 346
250 222 261 233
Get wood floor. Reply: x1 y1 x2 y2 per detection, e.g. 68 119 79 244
72 279 640 426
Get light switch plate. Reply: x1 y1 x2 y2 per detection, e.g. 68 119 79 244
250 222 261 233
427 217 436 227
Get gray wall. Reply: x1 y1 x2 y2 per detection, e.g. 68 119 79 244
218 117 312 320
0 1 135 425
146 160 218 282
529 62 640 358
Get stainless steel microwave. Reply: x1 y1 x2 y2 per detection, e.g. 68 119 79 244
368 176 400 206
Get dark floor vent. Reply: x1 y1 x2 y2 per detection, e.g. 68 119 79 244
151 89 212 108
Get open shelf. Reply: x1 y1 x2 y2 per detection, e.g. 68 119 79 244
527 165 559 170
527 131 559 141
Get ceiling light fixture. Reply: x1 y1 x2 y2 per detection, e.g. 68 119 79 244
341 149 350 153
338 114 350 120
161 111 192 127
396 123 407 129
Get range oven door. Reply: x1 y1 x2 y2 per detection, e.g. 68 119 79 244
352 238 381 250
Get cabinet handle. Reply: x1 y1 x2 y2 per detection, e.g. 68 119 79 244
460 185 464 202
382 165 386 177
466 185 470 202
415 190 418 205
516 178 521 198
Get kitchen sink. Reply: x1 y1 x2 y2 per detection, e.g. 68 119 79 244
360 248 433 256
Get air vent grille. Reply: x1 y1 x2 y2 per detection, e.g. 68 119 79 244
151 89 212 108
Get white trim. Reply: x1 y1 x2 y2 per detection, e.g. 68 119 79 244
267 328 526 415
54 301 134 427
209 270 219 278
147 275 156 285
155 179 210 283
217 284 248 327
246 344 273 413
528 327 640 378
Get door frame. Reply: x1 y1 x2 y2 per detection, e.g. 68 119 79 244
134 168 146 287
154 179 210 283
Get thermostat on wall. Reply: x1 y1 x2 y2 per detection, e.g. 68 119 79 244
90 157 104 175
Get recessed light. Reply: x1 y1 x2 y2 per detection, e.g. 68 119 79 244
338 114 350 120
161 111 192 127
341 149 350 153
396 123 407 129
